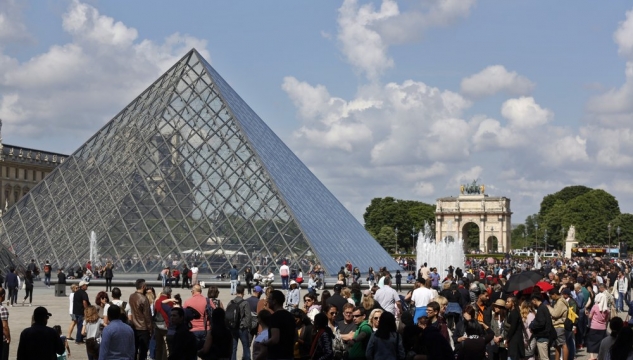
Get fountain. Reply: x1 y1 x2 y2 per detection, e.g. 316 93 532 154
89 231 98 266
416 221 465 276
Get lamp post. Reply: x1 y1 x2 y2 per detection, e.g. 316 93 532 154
561 227 565 249
617 226 621 258
535 223 539 252
395 227 398 255
607 223 611 257
544 231 548 251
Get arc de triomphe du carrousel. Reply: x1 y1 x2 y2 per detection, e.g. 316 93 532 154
435 181 512 253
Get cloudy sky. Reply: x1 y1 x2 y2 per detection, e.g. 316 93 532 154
1 0 632 224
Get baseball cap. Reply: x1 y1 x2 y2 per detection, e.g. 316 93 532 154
561 288 571 295
33 306 52 321
79 280 89 287
290 280 297 285
254 285 263 293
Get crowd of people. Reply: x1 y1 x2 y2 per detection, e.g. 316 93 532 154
4 254 633 360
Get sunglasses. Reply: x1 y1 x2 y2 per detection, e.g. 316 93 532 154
373 317 380 320
304 299 313 302
352 314 363 318
328 312 337 315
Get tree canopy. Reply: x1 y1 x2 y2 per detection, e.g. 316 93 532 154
363 197 435 252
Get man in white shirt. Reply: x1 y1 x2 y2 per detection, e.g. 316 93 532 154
103 287 132 324
190 264 199 286
279 261 290 290
373 277 401 316
411 279 435 323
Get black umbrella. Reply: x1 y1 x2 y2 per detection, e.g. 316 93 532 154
504 271 543 292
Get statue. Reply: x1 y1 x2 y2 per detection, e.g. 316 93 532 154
460 185 465 194
567 225 576 241
461 180 482 195
480 184 485 194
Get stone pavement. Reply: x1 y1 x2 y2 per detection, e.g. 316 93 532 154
3 281 605 359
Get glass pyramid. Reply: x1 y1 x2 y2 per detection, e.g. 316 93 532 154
0 50 398 275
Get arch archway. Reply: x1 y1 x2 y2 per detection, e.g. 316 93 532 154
462 222 480 250
487 236 499 253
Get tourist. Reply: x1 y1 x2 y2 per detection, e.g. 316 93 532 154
43 260 52 288
82 305 103 360
0 288 8 359
290 309 313 360
373 277 401 317
341 288 355 306
183 284 207 350
322 303 338 333
53 324 71 359
346 307 372 360
73 280 90 344
22 270 34 307
129 279 153 360
455 320 493 360
191 263 199 286
426 301 449 343
153 287 176 360
440 282 464 330
247 285 263 326
4 267 18 307
280 261 290 290
104 262 114 292
548 288 569 360
228 285 252 360
338 303 358 336
310 312 334 360
98 305 135 360
16 307 64 360
104 287 132 324
286 280 300 310
452 304 477 353
411 278 434 323
229 265 239 295
253 309 272 360
326 285 348 322
368 309 383 332
586 292 610 360
366 311 404 360
598 317 623 360
303 293 320 322
94 291 110 319
245 267 254 295
67 284 78 341
530 294 554 360
57 268 67 285
307 273 318 294
167 307 198 360
519 301 536 359
261 290 295 360
608 326 633 360
207 285 224 309
504 297 525 360
367 268 375 288
181 264 190 289
198 307 232 360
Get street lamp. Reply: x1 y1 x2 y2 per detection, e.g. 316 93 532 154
617 226 622 258
395 227 398 255
544 231 548 250
607 223 611 257
535 223 539 252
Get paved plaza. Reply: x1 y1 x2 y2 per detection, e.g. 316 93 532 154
1 279 608 359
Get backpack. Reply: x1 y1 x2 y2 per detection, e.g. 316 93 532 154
564 301 578 331
225 298 244 330
153 307 167 330
332 328 348 360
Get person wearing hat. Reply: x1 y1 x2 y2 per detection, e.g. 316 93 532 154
73 280 90 344
489 299 508 360
16 307 64 359
285 280 300 310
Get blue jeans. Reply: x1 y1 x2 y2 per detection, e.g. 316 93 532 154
75 315 84 342
565 329 575 359
44 274 51 286
193 330 206 351
618 292 625 311
281 276 289 290
231 328 251 360
161 274 167 288
230 280 238 295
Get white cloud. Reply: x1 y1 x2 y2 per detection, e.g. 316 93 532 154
501 97 552 129
460 65 535 99
540 135 589 166
449 166 483 189
0 0 209 147
336 0 476 80
412 181 435 196
0 0 31 45
614 8 633 59
586 62 633 116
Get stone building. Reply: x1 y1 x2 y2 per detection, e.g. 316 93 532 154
435 183 512 253
0 121 68 213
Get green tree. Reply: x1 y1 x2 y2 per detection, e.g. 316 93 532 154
558 189 621 245
609 213 633 249
511 224 527 249
374 226 397 253
539 185 592 218
363 197 435 252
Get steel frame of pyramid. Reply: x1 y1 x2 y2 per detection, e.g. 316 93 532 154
0 50 398 275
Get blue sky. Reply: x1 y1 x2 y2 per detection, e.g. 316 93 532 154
1 0 633 224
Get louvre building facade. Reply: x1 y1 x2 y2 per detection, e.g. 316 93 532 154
0 50 397 275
